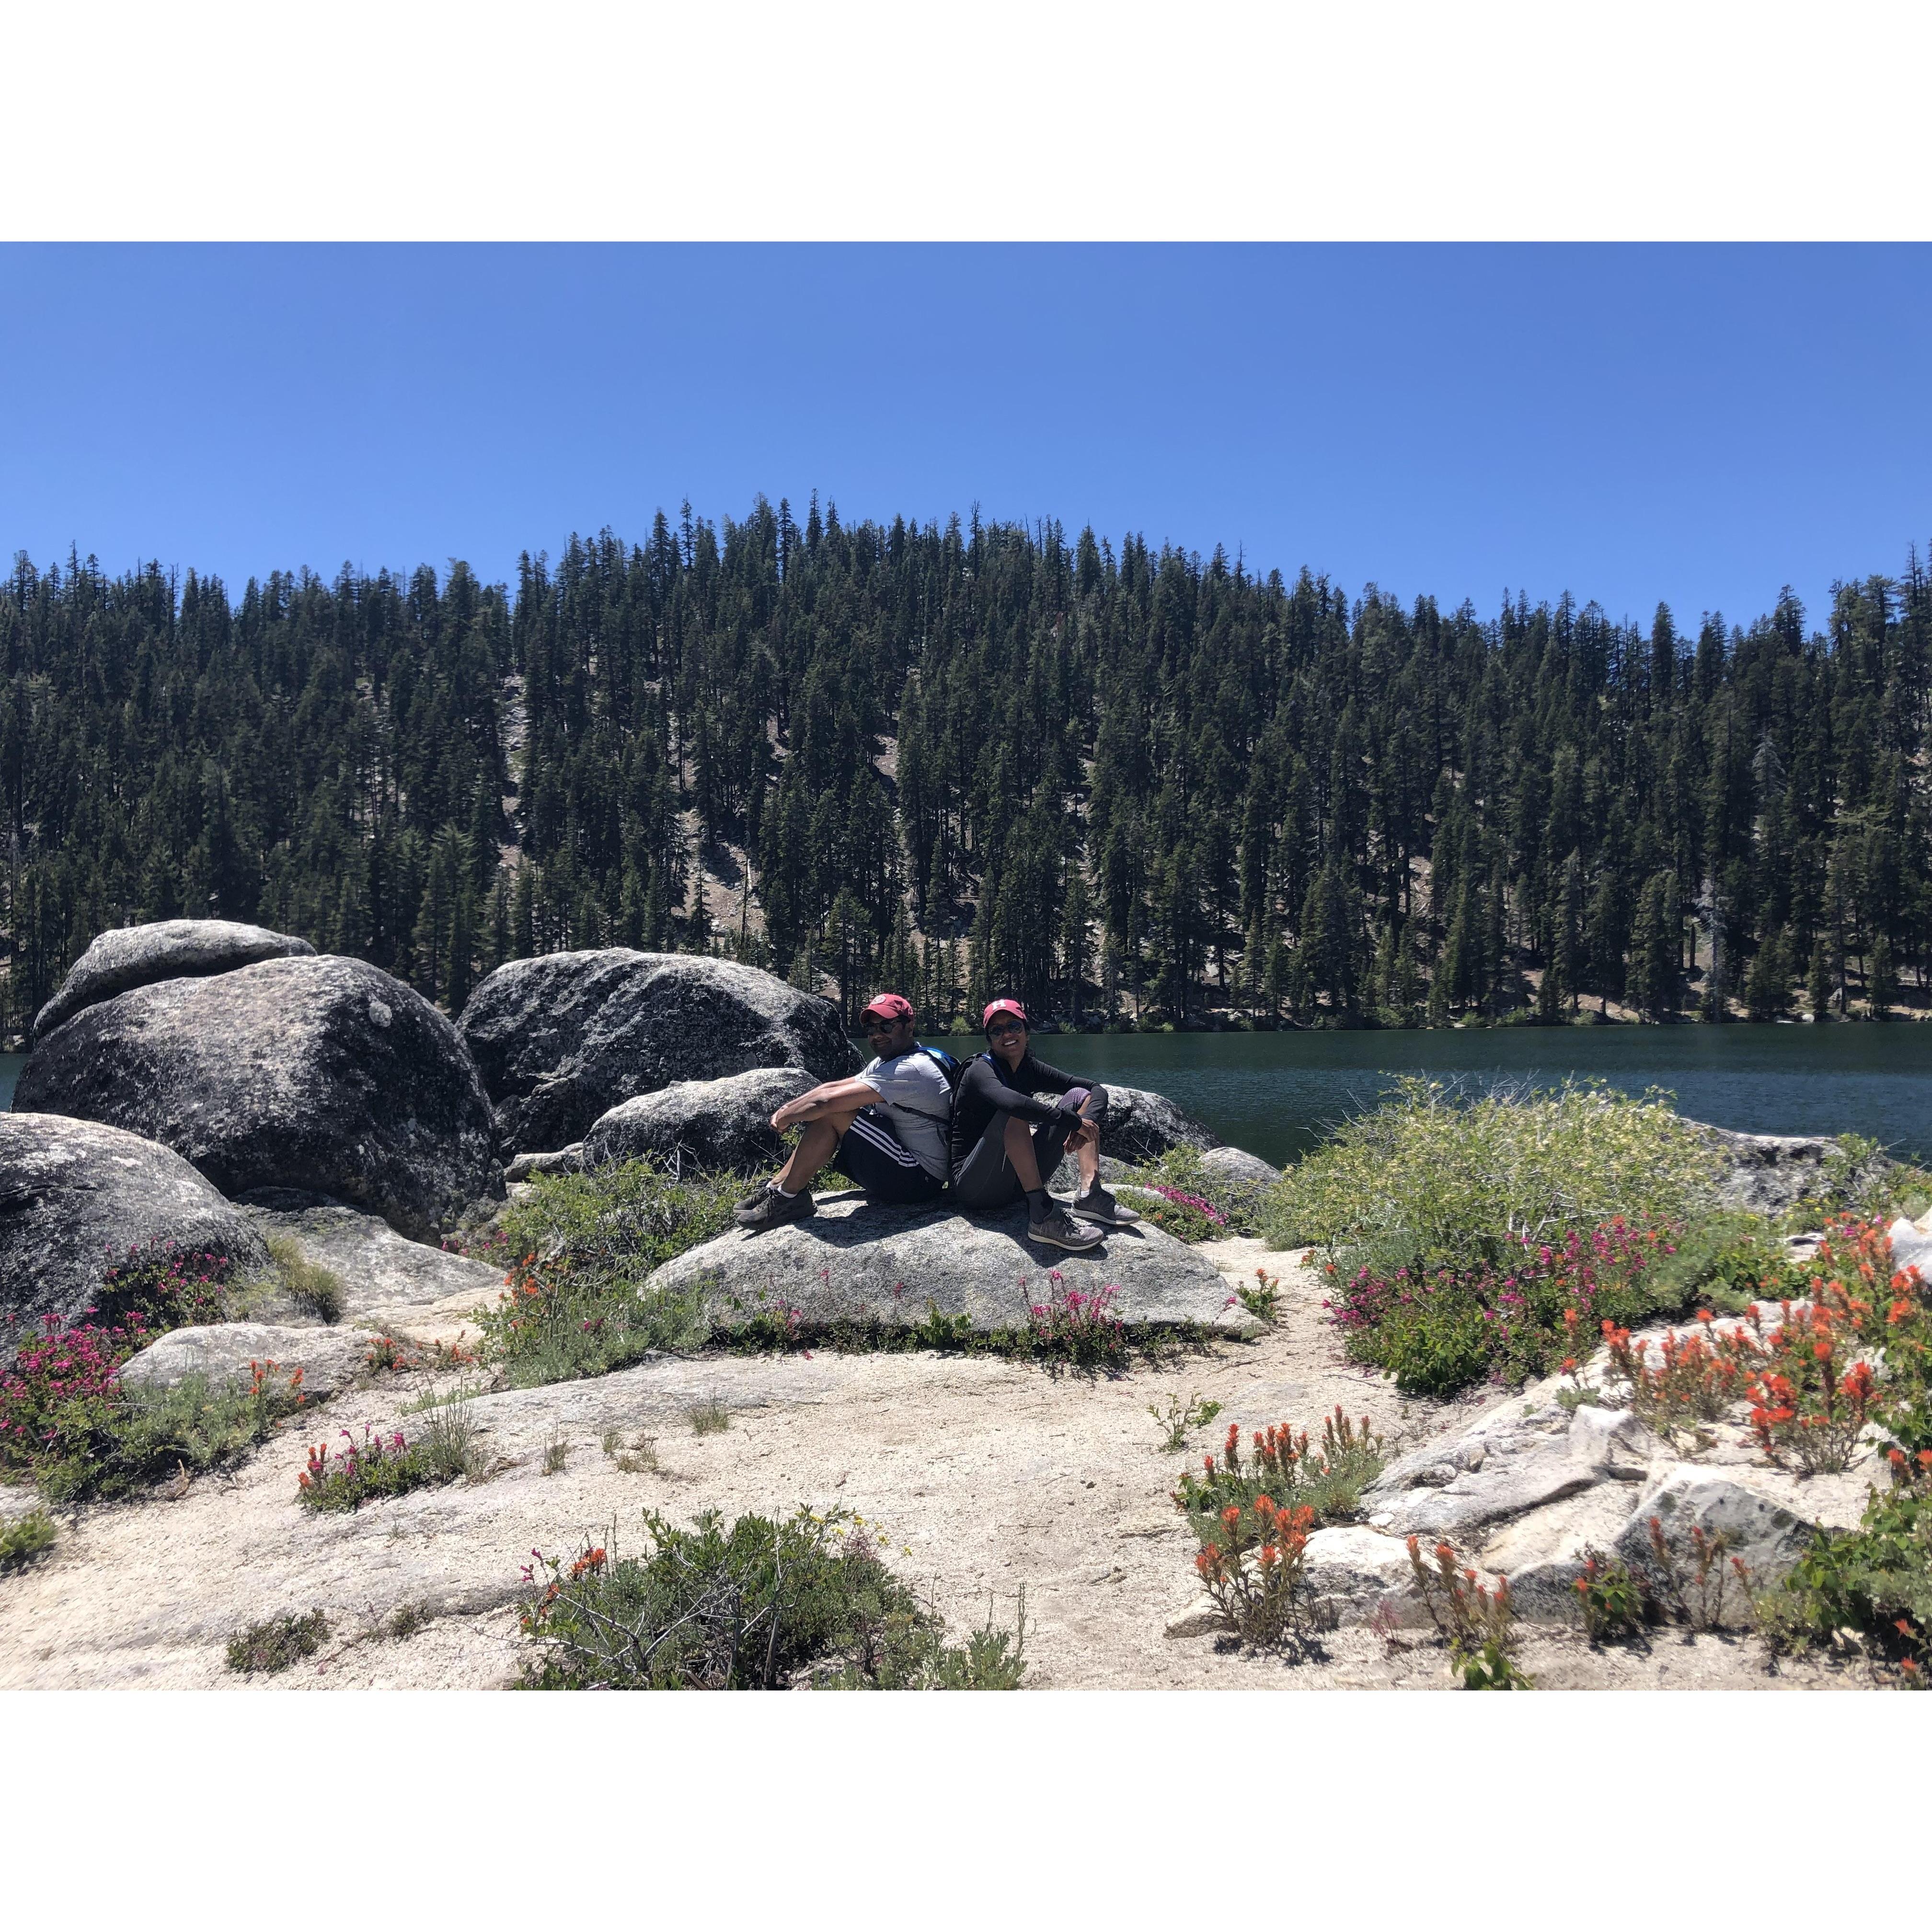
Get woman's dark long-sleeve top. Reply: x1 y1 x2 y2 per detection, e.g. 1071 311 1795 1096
947 1049 1099 1169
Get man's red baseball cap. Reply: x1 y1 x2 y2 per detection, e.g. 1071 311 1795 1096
982 998 1027 1031
860 992 914 1023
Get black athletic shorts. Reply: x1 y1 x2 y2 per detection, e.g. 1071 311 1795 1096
829 1106 949 1207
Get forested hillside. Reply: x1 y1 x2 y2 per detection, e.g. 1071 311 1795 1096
3 498 1930 1040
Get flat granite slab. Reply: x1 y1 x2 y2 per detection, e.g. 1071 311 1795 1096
645 1192 1263 1335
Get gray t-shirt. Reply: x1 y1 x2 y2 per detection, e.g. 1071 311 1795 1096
861 1047 954 1180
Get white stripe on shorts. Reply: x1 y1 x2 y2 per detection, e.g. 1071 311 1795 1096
845 1111 923 1167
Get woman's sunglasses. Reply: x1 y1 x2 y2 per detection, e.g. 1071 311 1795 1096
986 1019 1024 1039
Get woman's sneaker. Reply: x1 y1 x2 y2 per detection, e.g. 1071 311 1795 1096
1027 1204 1105 1252
1069 1183 1141 1227
735 1183 816 1231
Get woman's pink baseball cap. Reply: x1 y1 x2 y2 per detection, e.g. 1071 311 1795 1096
981 998 1027 1030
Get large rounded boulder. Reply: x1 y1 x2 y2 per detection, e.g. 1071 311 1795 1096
1091 1084 1220 1165
34 918 314 1042
582 1066 817 1175
459 950 858 1153
15 955 499 1241
0 1113 271 1334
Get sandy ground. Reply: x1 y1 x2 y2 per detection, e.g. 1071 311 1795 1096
0 1240 1871 1691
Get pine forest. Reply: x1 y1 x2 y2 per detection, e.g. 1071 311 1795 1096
4 496 1931 1041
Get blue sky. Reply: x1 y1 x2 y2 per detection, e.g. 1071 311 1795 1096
1 243 1927 634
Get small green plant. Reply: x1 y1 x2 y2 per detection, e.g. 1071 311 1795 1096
298 1411 482 1511
517 1507 1025 1690
614 1431 659 1473
1174 1409 1386 1536
543 1426 571 1473
0 1507 57 1568
1149 1392 1222 1453
1024 1274 1128 1375
1639 1515 1748 1631
1236 1268 1282 1324
264 1235 345 1323
1407 1536 1533 1688
471 1159 734 1387
1573 1549 1645 1643
386 1601 431 1641
1191 1493 1319 1648
226 1608 330 1675
687 1399 731 1437
1755 1476 1932 1684
601 1426 623 1459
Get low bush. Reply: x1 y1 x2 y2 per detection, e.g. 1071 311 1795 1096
1263 1077 1721 1274
3 1311 305 1502
1637 1211 1801 1315
1406 1537 1532 1688
1756 1481 1932 1685
1329 1219 1677 1398
517 1507 1025 1690
1124 1184 1226 1243
0 1507 57 1568
1024 1275 1128 1375
297 1406 483 1511
1174 1409 1385 1536
471 1160 732 1387
264 1235 345 1323
1779 1133 1932 1233
1124 1147 1268 1236
226 1609 330 1675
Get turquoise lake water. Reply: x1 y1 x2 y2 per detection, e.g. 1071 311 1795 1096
8 1024 1932 1169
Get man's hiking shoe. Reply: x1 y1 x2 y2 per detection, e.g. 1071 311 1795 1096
735 1184 816 1232
1027 1205 1105 1253
1069 1183 1141 1228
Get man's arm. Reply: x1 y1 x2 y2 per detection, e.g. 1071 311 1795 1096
771 1075 878 1132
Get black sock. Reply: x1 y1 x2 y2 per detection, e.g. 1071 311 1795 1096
1025 1187 1048 1222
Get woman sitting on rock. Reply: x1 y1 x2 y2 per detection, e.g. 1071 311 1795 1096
734 993 952 1231
949 999 1140 1251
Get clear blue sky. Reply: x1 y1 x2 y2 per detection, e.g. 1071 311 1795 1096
2 243 1927 634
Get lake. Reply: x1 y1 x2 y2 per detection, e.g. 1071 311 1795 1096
7 1024 1931 1170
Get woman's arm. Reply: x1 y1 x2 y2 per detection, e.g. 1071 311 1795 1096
961 1056 1060 1125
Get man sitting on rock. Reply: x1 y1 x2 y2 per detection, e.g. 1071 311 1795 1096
734 993 953 1230
949 998 1141 1251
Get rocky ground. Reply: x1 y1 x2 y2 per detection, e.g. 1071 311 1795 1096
0 1233 1871 1691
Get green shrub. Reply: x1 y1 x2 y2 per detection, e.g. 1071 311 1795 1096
1262 1077 1723 1274
1327 1219 1678 1398
1756 1482 1932 1682
0 1507 57 1568
30 1365 305 1505
226 1609 330 1674
518 1507 1025 1690
265 1235 345 1323
1636 1211 1801 1315
471 1159 735 1386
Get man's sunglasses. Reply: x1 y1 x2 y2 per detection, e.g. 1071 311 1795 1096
863 1018 903 1035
